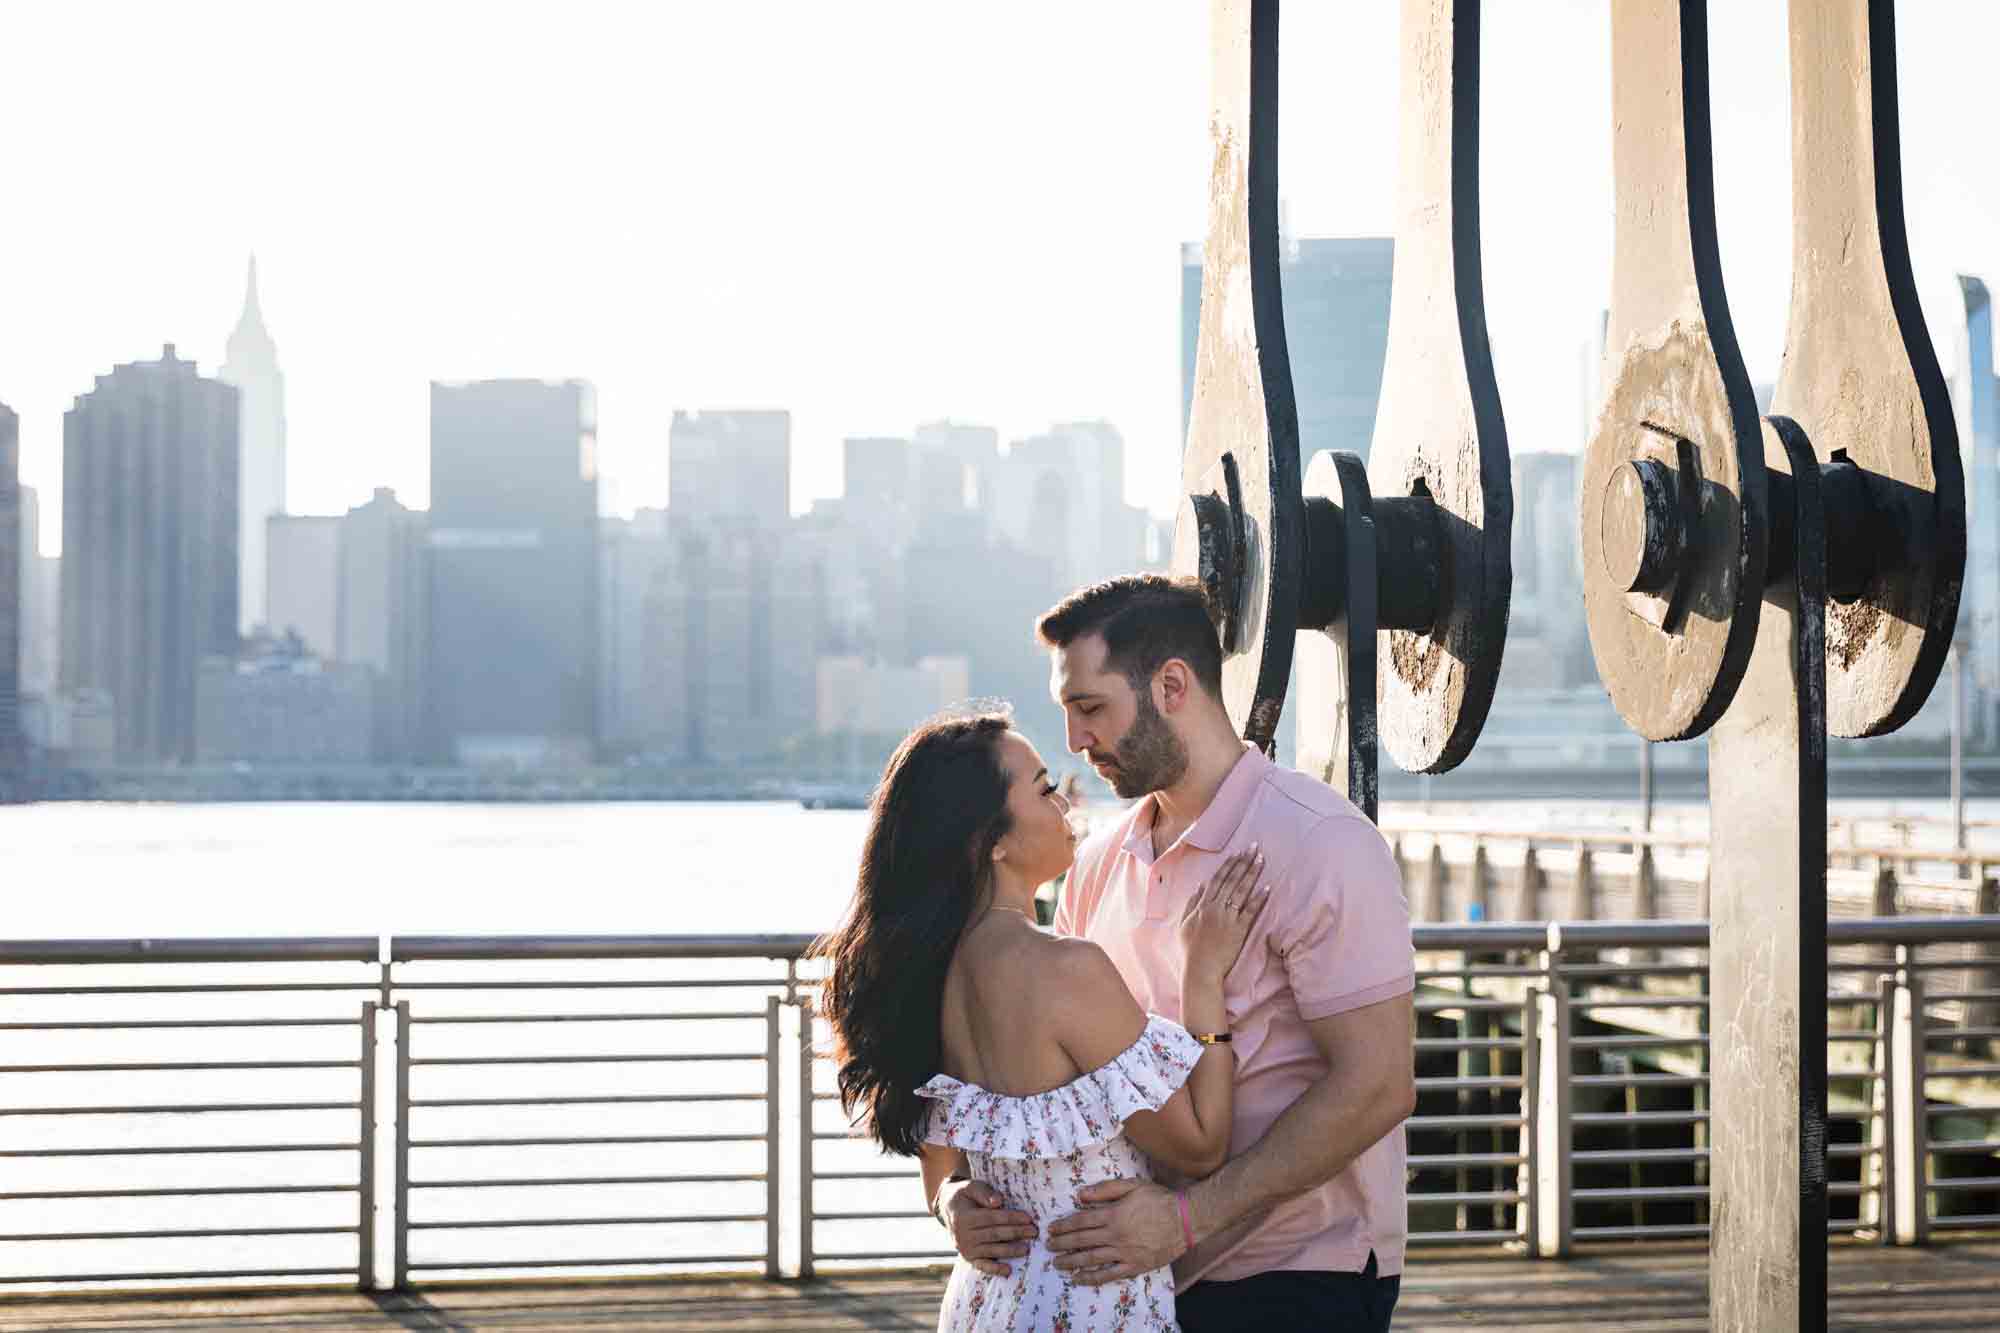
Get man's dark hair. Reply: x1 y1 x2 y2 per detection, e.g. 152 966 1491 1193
1035 575 1224 698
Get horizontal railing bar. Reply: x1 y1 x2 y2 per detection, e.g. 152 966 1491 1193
1556 964 1706 979
1409 1190 1521 1206
0 1101 359 1117
408 1053 763 1066
2 1183 357 1200
409 1093 765 1108
806 1250 954 1262
407 1212 765 1230
808 1209 931 1222
0 1060 359 1073
0 1267 358 1285
1570 996 1709 1009
1575 1186 1710 1202
1573 1110 1709 1126
0 976 374 984
1829 1183 1867 1197
409 1011 766 1024
1927 1026 2000 1040
1415 1076 1521 1091
1921 1063 2000 1078
0 937 378 965
3 923 1996 976
409 1174 767 1189
1572 1035 1707 1050
389 979 785 991
1410 1152 1526 1169
1931 1214 2000 1229
1414 1037 1522 1050
1414 967 1545 980
0 1141 357 1157
404 1254 767 1270
1573 1224 1712 1240
1406 1114 1525 1131
0 1224 357 1242
1938 990 2000 1002
1415 999 1521 1013
0 1017 360 1031
1574 1147 1709 1164
1572 1074 1708 1088
1406 1229 1523 1245
812 1171 918 1182
393 934 816 962
408 1133 763 1149
1928 1138 2000 1152
1929 1176 2000 1193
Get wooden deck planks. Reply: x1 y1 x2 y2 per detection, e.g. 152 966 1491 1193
1 1240 1995 1331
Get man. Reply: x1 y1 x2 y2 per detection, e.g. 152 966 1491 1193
933 574 1416 1330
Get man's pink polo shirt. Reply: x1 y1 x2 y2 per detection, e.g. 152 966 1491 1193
1055 745 1413 1285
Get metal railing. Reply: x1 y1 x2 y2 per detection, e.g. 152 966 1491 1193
2 920 1998 1294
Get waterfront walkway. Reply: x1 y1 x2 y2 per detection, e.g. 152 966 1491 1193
4 1240 1997 1331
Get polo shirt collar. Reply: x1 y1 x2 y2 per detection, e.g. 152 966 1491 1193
1184 744 1265 851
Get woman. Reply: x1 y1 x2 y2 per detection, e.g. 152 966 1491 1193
818 710 1269 1331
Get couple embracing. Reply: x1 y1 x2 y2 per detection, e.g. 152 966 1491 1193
818 576 1416 1331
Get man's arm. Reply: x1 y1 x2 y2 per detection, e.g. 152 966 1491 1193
1046 993 1415 1283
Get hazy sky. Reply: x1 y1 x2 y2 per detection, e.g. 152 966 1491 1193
4 2 1997 557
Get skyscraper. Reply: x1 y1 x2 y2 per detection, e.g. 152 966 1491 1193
219 256 287 634
668 410 790 530
337 488 428 762
1181 235 1393 465
427 379 599 765
1955 276 1998 739
0 403 20 762
61 347 239 763
265 513 341 659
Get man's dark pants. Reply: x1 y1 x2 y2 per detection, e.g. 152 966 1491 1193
1173 1251 1400 1331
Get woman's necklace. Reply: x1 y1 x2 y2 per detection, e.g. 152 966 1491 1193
984 904 1038 926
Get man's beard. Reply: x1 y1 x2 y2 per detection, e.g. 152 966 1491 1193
1103 689 1189 799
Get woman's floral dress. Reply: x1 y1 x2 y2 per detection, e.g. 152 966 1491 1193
919 1015 1203 1332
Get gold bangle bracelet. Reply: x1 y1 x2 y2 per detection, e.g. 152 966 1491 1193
1191 1031 1233 1045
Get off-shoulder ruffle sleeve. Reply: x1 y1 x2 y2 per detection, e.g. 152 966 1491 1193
915 1014 1205 1160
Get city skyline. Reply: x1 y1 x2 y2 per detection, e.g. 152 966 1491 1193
5 3 1998 559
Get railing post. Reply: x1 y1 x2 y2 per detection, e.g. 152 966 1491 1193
1569 846 1598 921
392 999 411 1289
1512 843 1544 922
1530 943 1572 1258
1517 981 1540 1253
358 1001 378 1290
766 995 783 1280
1890 952 1930 1245
1868 973 1895 1243
798 996 818 1280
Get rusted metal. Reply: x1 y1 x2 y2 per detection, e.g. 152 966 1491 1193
1770 0 1963 737
1364 0 1511 775
1168 0 1299 756
1294 0 1509 805
1582 0 1766 744
1295 451 1379 817
1708 416 1829 1333
1579 4 1963 1329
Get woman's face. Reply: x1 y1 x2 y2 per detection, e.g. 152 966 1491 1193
992 730 1078 887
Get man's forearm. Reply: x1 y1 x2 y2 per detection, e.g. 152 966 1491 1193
1187 1070 1411 1241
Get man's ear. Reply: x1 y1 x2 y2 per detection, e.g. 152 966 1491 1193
1156 659 1192 715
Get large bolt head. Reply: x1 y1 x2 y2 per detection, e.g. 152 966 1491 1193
1600 458 1684 595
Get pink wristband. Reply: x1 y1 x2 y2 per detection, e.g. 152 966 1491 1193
1175 1188 1195 1252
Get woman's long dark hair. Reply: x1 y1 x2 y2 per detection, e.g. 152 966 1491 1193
814 710 1015 1156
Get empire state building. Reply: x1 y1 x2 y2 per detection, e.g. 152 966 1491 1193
219 256 287 633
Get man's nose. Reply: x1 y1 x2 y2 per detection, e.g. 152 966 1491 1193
1065 716 1089 754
